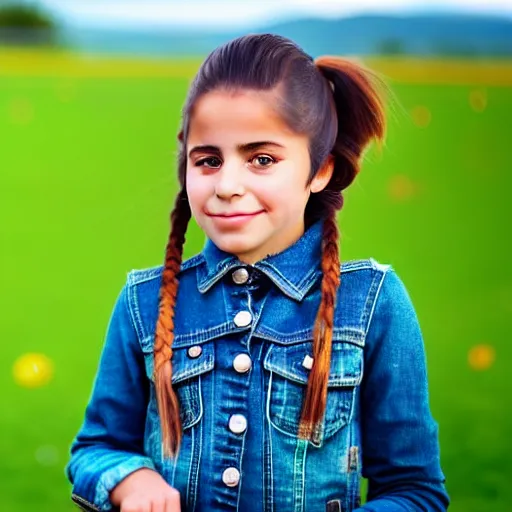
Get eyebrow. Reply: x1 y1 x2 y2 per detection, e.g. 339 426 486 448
188 141 284 158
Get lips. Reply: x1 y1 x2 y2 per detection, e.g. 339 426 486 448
206 210 264 218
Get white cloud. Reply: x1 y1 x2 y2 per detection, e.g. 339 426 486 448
41 1 288 29
39 0 512 29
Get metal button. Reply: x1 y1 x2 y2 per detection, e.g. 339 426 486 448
232 267 249 285
234 310 252 327
187 345 202 358
302 354 314 370
233 353 252 373
228 414 247 434
222 467 240 487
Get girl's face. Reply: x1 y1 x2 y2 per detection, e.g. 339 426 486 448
186 89 333 264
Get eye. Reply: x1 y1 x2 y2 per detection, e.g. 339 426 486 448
251 154 276 169
196 156 222 169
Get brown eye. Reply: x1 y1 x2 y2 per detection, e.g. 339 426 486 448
197 157 222 169
251 155 275 169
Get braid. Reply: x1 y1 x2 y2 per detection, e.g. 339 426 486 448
154 188 191 458
298 211 341 442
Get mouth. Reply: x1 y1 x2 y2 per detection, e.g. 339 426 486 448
206 210 265 218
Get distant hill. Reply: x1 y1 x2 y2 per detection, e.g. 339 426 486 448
57 13 512 58
267 14 512 57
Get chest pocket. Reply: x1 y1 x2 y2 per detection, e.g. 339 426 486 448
263 340 363 447
141 340 215 429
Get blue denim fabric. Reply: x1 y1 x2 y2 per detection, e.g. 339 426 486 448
66 220 450 511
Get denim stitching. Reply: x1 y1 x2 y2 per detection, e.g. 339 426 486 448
293 440 308 512
188 418 202 512
171 355 214 384
256 326 365 347
265 373 275 512
126 280 145 344
363 266 392 336
186 420 195 509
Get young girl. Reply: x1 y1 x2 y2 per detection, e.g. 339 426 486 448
66 34 450 512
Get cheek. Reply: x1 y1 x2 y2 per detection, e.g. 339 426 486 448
186 174 210 214
254 181 309 217
257 168 309 212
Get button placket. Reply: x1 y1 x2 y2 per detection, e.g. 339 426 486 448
233 353 252 373
234 310 252 327
228 414 248 434
213 283 258 504
222 467 240 487
232 267 249 285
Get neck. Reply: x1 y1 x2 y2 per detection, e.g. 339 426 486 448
235 219 306 265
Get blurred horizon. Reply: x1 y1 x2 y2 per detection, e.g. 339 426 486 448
34 0 512 30
3 1 512 58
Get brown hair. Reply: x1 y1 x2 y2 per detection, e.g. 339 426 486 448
154 35 387 457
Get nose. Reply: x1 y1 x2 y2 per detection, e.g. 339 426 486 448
214 163 245 199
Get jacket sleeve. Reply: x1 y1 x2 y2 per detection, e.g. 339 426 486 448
354 267 450 511
65 281 156 511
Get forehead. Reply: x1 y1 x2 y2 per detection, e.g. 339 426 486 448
188 89 301 145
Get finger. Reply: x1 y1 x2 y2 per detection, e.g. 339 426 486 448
164 490 181 512
150 499 166 512
122 501 151 512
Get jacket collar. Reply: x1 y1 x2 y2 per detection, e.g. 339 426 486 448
196 220 324 301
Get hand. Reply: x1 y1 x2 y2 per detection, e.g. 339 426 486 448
110 468 181 512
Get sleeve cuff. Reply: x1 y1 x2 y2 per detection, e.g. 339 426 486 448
95 455 156 511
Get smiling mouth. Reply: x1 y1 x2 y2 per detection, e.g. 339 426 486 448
207 210 265 218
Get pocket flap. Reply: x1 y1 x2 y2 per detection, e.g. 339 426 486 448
263 341 363 387
171 342 215 384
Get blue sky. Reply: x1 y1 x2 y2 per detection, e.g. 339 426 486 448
39 0 512 30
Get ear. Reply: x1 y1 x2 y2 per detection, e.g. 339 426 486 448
310 155 334 193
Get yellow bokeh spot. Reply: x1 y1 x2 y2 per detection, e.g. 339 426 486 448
13 353 54 388
388 174 419 201
469 89 487 112
468 344 495 371
411 106 431 128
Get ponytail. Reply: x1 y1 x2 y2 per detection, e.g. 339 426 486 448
299 56 387 443
315 56 387 166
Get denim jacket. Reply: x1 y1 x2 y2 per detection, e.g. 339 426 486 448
66 220 450 512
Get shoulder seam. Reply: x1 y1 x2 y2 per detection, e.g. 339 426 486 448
119 274 146 345
340 257 393 274
127 254 204 286
364 263 394 336
127 264 164 286
340 258 372 273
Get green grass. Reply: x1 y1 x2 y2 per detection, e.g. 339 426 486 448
0 52 511 511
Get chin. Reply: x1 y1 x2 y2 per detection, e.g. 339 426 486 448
216 240 256 256
212 234 261 260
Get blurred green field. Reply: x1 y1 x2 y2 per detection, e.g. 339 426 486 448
0 49 511 512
